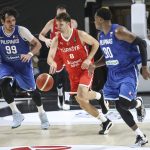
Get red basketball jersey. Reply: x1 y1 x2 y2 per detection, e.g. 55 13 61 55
57 29 90 74
50 18 59 39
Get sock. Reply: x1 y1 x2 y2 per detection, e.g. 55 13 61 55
135 128 144 137
64 92 70 101
9 102 20 113
37 105 45 114
57 87 63 96
95 92 101 100
96 112 107 122
136 100 142 108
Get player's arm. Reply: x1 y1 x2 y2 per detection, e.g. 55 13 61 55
47 36 58 74
78 30 99 69
39 19 53 48
115 26 150 79
71 19 78 29
19 26 41 62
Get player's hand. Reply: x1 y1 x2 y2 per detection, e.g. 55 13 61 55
49 61 57 74
20 53 32 62
141 66 150 80
45 38 52 48
88 64 96 76
81 59 91 70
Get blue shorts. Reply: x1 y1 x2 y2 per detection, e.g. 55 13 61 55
103 67 139 101
0 63 36 91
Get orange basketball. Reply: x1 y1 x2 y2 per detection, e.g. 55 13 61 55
36 73 54 92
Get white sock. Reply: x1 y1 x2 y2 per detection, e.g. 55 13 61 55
96 112 107 122
8 102 20 113
95 92 101 100
37 105 45 114
57 87 63 96
135 128 144 137
136 100 142 108
64 92 70 101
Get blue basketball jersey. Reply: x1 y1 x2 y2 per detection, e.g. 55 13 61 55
0 25 31 69
0 25 35 91
99 24 140 101
99 24 141 72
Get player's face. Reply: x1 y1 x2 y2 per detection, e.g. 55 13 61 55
94 15 103 31
1 15 16 32
56 8 67 15
56 20 69 33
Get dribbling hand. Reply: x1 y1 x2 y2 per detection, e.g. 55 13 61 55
49 61 57 74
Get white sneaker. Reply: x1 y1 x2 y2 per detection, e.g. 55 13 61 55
39 113 50 130
12 112 24 129
57 96 64 109
62 103 70 110
133 134 148 147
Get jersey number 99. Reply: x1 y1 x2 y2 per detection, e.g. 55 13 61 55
5 46 17 54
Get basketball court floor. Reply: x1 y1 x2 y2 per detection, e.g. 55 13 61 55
0 94 150 150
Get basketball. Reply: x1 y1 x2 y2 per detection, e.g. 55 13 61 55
36 73 54 92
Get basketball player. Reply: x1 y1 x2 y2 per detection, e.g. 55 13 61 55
0 7 49 129
89 7 150 146
47 12 113 135
39 5 77 109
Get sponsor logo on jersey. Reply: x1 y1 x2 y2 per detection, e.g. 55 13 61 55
106 60 119 65
61 45 80 53
67 59 82 68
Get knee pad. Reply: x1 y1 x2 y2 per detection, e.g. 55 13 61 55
0 78 14 104
119 97 137 110
30 90 42 106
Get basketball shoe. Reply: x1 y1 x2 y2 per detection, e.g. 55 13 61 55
39 113 50 130
12 112 24 129
99 118 113 135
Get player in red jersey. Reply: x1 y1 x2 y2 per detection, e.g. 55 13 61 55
47 12 113 135
39 5 77 109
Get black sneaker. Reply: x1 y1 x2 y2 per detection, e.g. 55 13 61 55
136 97 146 122
134 134 148 147
99 119 113 135
98 93 109 114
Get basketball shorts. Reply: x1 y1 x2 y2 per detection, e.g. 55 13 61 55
69 70 93 92
0 63 36 91
103 67 138 101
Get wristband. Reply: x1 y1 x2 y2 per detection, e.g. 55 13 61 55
28 52 34 57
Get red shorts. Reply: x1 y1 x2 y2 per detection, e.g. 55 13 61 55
54 50 64 72
69 69 93 92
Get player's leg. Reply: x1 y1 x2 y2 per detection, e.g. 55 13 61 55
15 69 49 129
0 77 24 128
118 81 148 146
115 100 148 146
76 71 112 135
0 64 24 128
55 69 64 109
119 81 146 122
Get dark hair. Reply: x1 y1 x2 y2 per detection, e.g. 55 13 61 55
56 4 67 11
56 12 71 22
0 7 19 21
95 7 112 20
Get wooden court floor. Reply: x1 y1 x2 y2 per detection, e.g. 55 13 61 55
0 123 150 147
